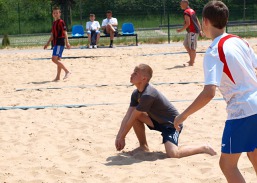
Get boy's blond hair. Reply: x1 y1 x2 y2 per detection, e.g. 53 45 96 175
136 64 153 81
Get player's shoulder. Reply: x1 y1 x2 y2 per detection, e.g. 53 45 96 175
184 8 194 14
132 89 138 95
144 84 159 96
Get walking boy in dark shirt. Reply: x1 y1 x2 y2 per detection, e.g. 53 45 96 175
44 6 71 81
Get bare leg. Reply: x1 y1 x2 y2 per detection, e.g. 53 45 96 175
52 56 70 81
219 153 246 183
96 33 100 45
110 30 115 41
106 25 115 46
247 148 257 175
133 119 149 152
130 113 155 153
54 65 62 81
184 46 196 66
165 141 217 158
87 33 91 46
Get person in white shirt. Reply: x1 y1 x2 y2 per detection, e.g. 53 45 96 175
86 14 100 48
101 10 118 48
174 1 257 183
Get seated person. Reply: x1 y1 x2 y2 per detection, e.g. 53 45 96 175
101 10 118 48
86 14 100 48
115 64 217 158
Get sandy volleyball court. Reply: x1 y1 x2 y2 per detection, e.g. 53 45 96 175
0 40 257 182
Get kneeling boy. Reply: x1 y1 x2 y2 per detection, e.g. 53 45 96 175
115 64 216 158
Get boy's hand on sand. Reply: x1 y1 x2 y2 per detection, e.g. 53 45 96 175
174 115 186 131
44 44 48 49
115 138 125 151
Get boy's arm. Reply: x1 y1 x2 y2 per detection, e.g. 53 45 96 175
116 107 135 139
86 22 90 31
177 15 190 33
101 20 106 30
116 107 143 151
64 30 71 49
174 85 216 131
44 33 53 49
196 17 204 37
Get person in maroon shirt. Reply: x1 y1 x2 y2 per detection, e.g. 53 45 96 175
44 6 71 81
177 0 203 66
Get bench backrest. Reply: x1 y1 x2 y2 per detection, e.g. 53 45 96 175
72 25 85 37
122 23 135 35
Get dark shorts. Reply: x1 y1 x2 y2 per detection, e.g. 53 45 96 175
147 118 182 146
104 28 118 36
222 113 257 154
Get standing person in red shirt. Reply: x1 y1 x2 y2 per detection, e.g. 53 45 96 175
177 0 203 66
44 6 71 81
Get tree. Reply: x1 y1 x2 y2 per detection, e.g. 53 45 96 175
51 0 76 31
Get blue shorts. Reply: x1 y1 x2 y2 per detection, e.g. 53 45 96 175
52 45 64 58
147 118 182 146
222 113 257 154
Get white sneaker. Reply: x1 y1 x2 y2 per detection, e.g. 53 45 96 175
89 45 93 49
93 45 97 48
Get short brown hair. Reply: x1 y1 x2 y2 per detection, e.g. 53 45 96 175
53 6 61 13
106 10 112 14
90 14 95 17
181 0 189 4
136 64 153 81
202 1 229 29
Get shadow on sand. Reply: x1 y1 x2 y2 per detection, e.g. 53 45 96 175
165 65 187 70
28 81 53 84
105 151 166 166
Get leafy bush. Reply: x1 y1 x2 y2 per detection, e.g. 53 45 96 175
2 34 10 47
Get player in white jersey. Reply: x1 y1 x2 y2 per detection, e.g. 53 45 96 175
174 1 257 183
86 14 101 48
101 10 118 48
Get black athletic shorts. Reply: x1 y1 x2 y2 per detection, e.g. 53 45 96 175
104 28 118 36
147 118 183 146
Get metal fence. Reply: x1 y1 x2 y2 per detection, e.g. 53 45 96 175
0 0 257 46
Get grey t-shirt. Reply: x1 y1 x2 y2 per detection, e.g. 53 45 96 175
130 84 179 127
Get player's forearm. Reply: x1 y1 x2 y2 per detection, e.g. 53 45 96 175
197 18 202 31
64 31 69 45
46 34 53 45
179 23 190 32
119 110 141 139
117 115 131 139
116 107 135 139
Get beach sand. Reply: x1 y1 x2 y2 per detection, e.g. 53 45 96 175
0 40 257 183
